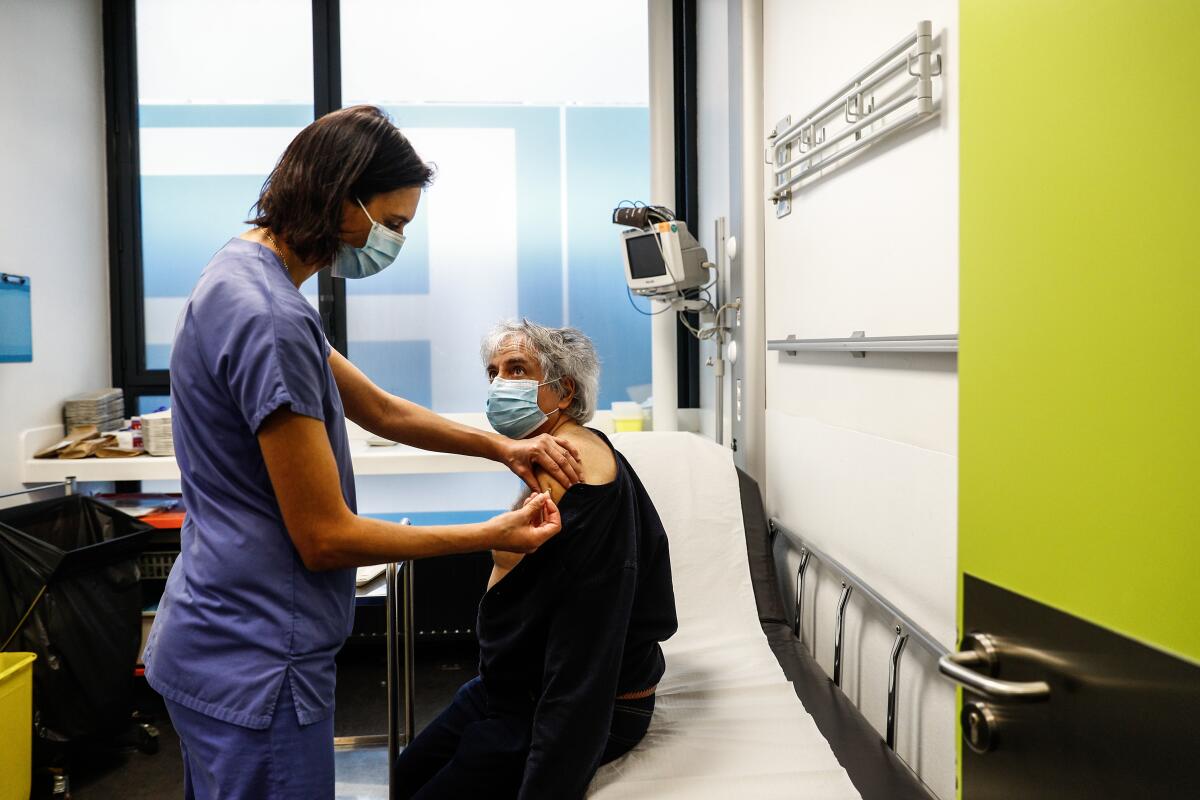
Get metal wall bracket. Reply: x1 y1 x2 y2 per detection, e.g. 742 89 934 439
850 330 867 358
772 115 793 218
767 20 942 204
886 626 909 750
771 518 952 770
793 548 811 641
832 581 854 687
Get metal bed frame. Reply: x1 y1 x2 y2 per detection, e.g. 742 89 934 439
334 558 416 800
771 518 1052 761
771 518 946 751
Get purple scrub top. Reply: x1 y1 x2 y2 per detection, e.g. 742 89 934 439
143 238 357 729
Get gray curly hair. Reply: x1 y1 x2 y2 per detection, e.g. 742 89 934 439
481 319 601 425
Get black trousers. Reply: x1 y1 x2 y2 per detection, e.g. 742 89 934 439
395 677 654 799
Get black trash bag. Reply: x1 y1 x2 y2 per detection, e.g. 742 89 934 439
0 495 154 743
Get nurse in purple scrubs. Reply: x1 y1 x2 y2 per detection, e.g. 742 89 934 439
142 105 580 800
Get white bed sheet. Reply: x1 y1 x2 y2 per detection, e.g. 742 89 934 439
586 433 861 799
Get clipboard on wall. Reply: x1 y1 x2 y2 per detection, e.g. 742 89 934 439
1 273 33 363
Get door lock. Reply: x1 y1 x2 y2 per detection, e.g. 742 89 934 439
961 701 998 754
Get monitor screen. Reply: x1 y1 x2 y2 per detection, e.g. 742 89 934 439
626 233 667 280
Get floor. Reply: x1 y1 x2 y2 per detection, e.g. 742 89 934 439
44 639 479 800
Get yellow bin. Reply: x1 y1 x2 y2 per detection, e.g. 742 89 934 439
0 652 36 800
611 402 645 433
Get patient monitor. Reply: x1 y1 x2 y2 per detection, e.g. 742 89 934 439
614 206 711 297
613 204 742 446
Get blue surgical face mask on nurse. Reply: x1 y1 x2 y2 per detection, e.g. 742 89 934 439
330 198 406 279
487 378 561 439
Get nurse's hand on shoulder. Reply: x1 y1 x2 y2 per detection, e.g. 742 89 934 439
490 491 562 553
502 434 583 493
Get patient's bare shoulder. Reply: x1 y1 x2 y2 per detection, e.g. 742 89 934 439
535 424 617 500
558 425 617 485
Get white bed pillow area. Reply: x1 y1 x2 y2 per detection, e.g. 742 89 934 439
588 432 860 799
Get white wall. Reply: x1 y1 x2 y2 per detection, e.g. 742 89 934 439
760 2 958 796
0 0 110 496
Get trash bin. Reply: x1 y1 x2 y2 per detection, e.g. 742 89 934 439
0 495 154 747
0 652 36 800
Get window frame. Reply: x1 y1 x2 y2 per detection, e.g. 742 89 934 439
103 0 700 411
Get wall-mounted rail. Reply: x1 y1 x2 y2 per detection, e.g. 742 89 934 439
767 20 942 216
769 332 957 357
771 518 949 751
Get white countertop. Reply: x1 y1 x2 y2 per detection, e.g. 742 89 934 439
16 411 650 485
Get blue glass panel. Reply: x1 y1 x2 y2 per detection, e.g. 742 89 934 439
137 395 171 415
0 274 32 363
382 105 564 328
139 103 312 127
141 174 269 298
146 343 172 370
565 107 652 409
347 340 432 408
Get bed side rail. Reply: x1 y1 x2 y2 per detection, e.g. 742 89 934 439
769 518 947 751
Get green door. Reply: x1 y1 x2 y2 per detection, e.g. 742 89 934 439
959 1 1199 796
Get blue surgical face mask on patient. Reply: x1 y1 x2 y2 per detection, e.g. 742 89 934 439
330 198 406 279
486 378 560 439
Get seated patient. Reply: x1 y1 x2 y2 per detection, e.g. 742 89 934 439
395 320 678 799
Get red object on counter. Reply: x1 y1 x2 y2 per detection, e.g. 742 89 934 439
142 509 185 529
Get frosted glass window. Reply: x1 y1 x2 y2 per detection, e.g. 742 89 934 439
341 0 652 412
136 0 314 370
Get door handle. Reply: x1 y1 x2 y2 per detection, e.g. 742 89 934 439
938 632 1051 702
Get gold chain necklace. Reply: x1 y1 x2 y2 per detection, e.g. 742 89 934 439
263 229 289 273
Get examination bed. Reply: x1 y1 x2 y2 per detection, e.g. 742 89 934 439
584 432 935 800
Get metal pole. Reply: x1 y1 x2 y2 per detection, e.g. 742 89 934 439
713 345 725 446
713 216 727 447
886 626 909 749
402 560 415 747
385 562 399 800
0 479 78 502
832 582 853 687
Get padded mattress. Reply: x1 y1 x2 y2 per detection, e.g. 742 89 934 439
587 433 860 799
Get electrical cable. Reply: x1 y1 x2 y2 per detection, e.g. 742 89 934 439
677 309 704 338
626 287 676 316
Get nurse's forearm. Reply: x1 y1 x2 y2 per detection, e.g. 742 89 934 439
311 497 558 570
319 514 498 568
259 408 562 571
329 348 503 460
374 395 504 461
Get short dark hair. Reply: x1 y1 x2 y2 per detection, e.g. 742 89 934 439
248 105 434 266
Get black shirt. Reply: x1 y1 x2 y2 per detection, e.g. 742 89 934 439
477 430 678 799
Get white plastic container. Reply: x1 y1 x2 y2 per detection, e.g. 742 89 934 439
611 401 644 432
